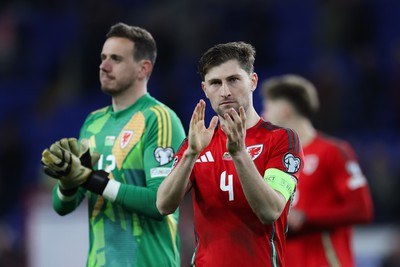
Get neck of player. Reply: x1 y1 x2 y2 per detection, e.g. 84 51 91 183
112 83 147 112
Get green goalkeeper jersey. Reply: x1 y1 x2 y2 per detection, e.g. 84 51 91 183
52 93 185 267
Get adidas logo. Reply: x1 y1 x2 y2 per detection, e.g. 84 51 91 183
196 151 214 163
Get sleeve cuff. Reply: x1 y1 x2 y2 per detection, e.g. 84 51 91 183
102 179 121 202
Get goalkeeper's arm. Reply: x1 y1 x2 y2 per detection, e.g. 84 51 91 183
52 185 87 216
42 138 164 220
42 140 163 220
81 170 164 220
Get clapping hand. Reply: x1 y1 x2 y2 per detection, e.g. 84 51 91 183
41 138 99 192
186 100 219 156
220 106 247 156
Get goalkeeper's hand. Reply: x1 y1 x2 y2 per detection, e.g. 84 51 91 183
41 138 99 193
42 138 111 197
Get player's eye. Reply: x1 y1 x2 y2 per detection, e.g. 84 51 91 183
210 80 221 85
111 55 122 62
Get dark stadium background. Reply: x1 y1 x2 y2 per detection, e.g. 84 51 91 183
0 0 399 266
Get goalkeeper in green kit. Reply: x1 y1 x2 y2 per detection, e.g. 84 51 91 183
41 23 185 267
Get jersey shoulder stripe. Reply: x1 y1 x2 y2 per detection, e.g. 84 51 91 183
149 104 173 147
258 121 280 131
284 128 300 154
258 121 300 153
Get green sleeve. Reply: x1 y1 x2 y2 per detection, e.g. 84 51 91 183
114 106 185 219
114 178 163 220
52 182 87 216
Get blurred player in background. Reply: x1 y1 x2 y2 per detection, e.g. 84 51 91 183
157 42 303 266
41 23 185 267
261 74 373 267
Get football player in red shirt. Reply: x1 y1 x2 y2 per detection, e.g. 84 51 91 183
261 74 373 267
157 42 303 267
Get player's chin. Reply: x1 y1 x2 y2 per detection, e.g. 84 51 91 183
101 85 118 95
218 105 239 115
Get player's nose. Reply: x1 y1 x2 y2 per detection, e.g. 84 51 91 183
220 82 231 97
99 58 111 72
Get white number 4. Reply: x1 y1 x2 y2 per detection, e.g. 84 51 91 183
220 171 234 201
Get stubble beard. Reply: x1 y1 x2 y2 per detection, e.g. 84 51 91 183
216 102 248 118
101 79 134 97
217 106 238 118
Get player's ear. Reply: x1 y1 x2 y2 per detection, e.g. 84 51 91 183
138 60 152 79
250 72 258 92
201 82 209 98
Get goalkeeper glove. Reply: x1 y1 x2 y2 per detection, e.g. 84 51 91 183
42 138 81 178
42 138 112 197
41 138 93 193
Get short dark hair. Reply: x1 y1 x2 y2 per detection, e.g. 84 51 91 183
106 22 157 65
261 74 320 119
198 41 256 81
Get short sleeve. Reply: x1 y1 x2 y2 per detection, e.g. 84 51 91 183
143 105 186 186
171 138 196 183
327 141 367 199
266 128 303 181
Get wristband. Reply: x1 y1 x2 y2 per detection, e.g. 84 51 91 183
57 186 77 201
82 170 110 195
58 183 78 196
102 179 121 201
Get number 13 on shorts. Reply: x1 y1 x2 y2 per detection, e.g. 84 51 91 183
220 171 234 201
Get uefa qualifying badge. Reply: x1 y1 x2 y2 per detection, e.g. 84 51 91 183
154 147 175 166
283 153 301 173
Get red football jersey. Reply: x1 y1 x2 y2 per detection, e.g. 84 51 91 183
175 119 303 267
286 132 373 267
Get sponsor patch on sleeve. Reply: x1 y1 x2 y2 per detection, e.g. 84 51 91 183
150 167 172 178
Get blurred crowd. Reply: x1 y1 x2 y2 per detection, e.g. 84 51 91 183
0 0 399 266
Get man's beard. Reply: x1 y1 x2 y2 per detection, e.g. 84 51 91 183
101 81 132 96
216 103 247 118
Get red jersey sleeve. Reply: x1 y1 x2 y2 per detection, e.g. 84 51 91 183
266 128 303 181
172 138 196 183
329 141 368 196
306 140 373 227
